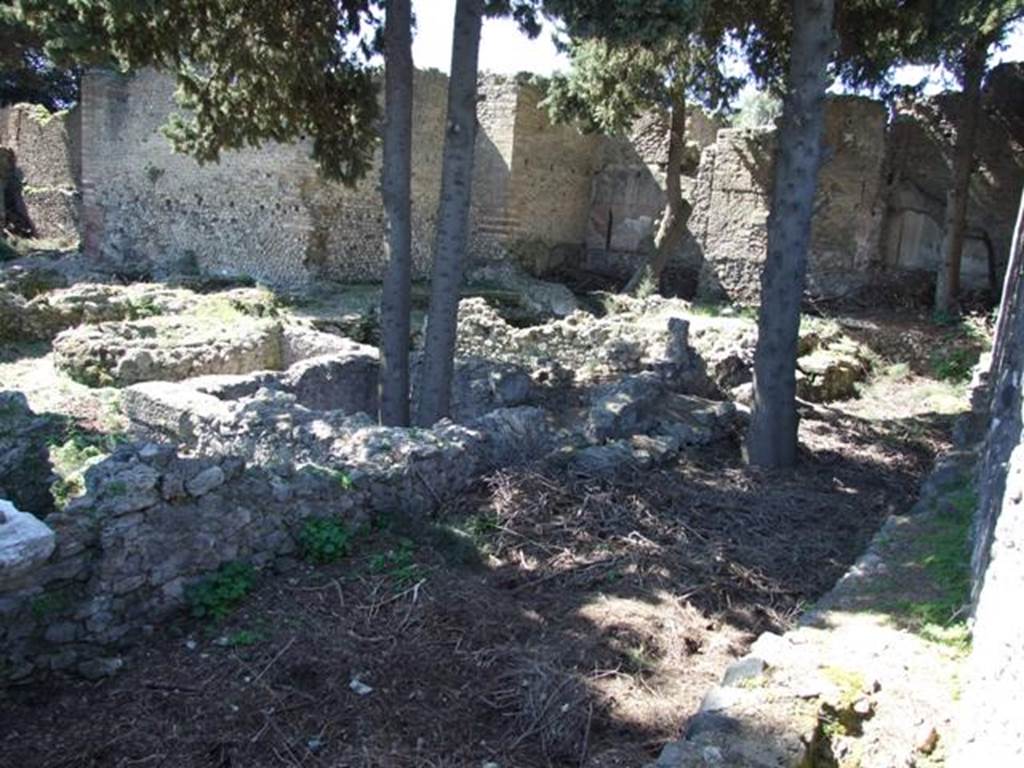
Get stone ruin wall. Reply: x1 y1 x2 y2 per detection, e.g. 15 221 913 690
76 69 597 288
502 82 600 273
694 96 890 303
884 64 1024 297
0 103 81 242
3 64 1023 303
0 393 553 680
585 107 721 284
79 68 453 286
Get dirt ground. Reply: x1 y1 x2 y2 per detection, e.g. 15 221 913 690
0 379 951 768
1 296 986 768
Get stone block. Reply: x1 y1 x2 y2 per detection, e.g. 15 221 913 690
277 349 379 414
122 381 233 443
0 499 56 587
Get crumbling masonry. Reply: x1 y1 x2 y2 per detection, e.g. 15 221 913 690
1 65 1022 301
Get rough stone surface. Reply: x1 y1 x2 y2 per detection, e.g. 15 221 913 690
0 263 69 299
951 194 1024 765
884 64 1024 293
0 499 56 587
276 345 379 414
456 294 713 393
3 282 199 342
0 104 80 242
77 70 596 286
0 401 555 680
796 343 869 403
53 315 286 387
446 357 535 421
696 97 888 303
466 262 580 318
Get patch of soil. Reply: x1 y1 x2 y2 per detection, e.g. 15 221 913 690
0 401 943 768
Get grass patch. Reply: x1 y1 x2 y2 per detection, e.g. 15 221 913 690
368 537 423 588
299 463 356 491
622 642 660 676
890 483 974 651
30 588 74 618
929 346 977 383
928 313 992 383
220 629 264 647
49 430 128 509
186 562 256 621
0 233 77 260
299 518 353 564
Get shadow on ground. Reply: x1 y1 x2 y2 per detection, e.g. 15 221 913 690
0 398 948 768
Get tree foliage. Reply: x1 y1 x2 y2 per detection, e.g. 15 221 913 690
731 89 783 129
17 0 382 184
0 2 77 109
544 36 740 135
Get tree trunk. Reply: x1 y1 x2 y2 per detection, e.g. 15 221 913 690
745 0 835 470
624 93 692 296
934 40 986 317
378 0 414 426
415 0 484 426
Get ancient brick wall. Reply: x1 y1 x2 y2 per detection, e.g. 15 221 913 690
505 82 600 273
81 69 457 286
695 96 888 303
0 104 80 242
79 69 541 287
883 63 1024 294
585 107 720 281
51 64 1024 301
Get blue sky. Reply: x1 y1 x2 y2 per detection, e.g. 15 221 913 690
411 0 1024 94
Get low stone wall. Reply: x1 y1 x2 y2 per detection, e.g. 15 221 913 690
0 403 553 681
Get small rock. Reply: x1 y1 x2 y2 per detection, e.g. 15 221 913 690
186 465 226 497
349 677 373 696
721 655 767 687
698 685 743 713
0 499 56 587
852 697 874 716
77 656 124 680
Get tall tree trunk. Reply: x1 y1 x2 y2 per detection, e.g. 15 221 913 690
745 0 835 470
624 92 692 296
378 0 414 426
934 39 986 317
415 0 483 426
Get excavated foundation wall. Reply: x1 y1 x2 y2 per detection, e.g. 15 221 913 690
0 400 551 681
